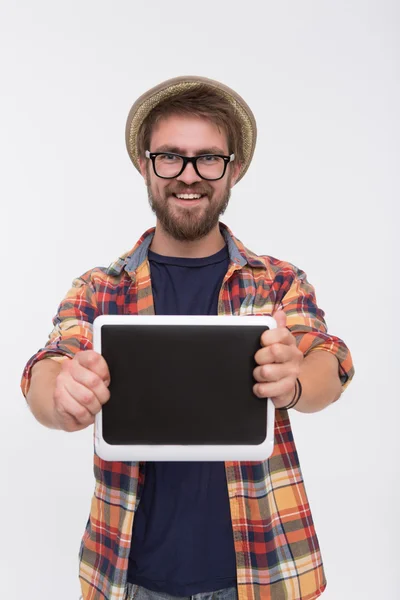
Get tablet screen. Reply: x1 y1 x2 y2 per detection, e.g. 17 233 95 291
101 324 268 446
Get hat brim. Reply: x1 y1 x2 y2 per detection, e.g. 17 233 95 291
125 75 257 183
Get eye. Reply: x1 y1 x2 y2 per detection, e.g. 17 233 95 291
158 153 180 163
198 155 218 164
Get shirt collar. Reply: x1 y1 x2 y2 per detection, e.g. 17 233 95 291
107 222 266 278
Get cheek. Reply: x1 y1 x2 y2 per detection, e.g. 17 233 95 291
213 181 228 198
158 182 170 198
149 175 166 197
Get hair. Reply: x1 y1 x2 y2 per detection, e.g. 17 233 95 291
136 85 244 164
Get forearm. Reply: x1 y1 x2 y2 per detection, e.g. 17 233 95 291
26 359 63 429
295 350 342 413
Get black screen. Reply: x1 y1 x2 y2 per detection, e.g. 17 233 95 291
101 324 268 445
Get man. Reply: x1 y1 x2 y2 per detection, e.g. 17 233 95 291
21 76 354 600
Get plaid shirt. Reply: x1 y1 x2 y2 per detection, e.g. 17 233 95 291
21 223 354 600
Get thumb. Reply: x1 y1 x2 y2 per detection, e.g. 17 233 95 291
273 309 287 329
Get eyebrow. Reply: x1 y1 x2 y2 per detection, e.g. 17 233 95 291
152 145 228 156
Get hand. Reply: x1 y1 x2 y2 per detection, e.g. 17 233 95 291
53 350 111 432
253 310 303 408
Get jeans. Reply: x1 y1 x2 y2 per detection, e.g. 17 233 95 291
125 583 238 600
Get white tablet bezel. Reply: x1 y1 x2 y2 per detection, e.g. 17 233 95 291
93 315 276 461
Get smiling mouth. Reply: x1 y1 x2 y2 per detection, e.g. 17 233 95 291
173 193 206 200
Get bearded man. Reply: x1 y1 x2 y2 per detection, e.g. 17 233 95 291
21 76 354 600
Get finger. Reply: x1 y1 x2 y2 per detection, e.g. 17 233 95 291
254 343 295 365
62 377 103 417
260 326 295 348
253 362 298 384
63 415 94 432
75 350 110 384
273 309 287 329
253 376 295 400
53 382 96 426
70 361 111 406
53 401 95 432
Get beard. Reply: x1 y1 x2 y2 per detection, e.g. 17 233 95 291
146 174 232 242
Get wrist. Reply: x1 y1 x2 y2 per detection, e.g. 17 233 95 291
280 378 302 410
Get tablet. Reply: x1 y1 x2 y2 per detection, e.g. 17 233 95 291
93 315 276 461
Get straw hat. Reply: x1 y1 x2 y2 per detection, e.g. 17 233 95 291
125 75 257 183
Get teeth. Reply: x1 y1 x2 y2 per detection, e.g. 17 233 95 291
175 194 202 199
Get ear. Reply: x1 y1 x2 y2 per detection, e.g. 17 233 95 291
138 157 148 183
230 161 242 187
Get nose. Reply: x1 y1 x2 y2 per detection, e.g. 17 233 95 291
176 161 201 185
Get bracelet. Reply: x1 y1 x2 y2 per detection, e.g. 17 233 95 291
282 378 302 410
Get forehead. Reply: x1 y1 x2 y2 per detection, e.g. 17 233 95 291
150 114 229 154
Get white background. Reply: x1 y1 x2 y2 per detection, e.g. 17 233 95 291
1 1 398 598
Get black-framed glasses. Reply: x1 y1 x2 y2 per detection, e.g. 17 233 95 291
145 150 235 181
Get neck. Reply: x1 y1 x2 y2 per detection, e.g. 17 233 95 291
149 222 225 258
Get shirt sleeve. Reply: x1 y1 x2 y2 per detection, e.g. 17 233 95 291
277 266 354 390
20 274 99 398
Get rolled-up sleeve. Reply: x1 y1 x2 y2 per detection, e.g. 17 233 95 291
279 267 354 390
21 275 98 397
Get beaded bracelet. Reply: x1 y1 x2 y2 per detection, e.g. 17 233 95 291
282 378 302 410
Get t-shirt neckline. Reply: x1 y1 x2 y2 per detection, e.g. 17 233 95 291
148 245 229 268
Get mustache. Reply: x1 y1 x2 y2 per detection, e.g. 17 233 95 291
164 182 213 196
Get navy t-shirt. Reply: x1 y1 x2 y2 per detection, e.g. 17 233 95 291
127 245 237 595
